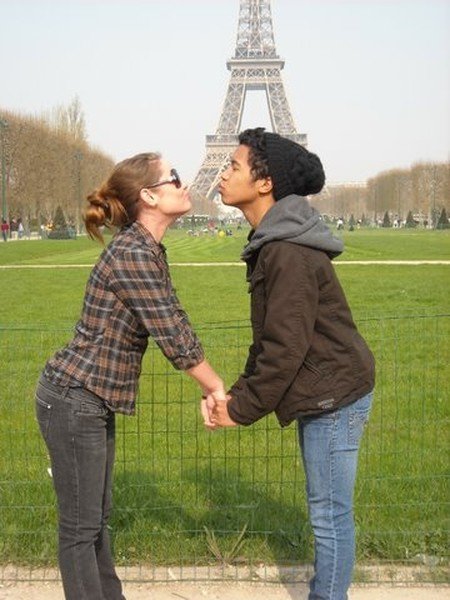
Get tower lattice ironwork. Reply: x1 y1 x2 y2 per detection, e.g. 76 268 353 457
190 0 307 214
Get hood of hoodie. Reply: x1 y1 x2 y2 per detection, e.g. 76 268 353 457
241 194 344 262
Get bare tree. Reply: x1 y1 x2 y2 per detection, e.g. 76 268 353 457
44 95 87 143
1 106 113 233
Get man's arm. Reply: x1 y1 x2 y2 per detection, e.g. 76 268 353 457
226 243 319 425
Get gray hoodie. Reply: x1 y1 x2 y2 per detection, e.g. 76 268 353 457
241 194 344 262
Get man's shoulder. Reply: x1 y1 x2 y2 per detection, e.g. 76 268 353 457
260 240 323 259
259 241 332 279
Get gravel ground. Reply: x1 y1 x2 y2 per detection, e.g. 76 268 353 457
1 565 448 599
1 581 450 599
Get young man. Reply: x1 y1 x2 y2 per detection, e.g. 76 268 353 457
212 127 375 600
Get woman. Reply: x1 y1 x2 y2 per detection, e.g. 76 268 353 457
35 152 223 600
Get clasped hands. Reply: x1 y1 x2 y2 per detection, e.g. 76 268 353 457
201 390 238 430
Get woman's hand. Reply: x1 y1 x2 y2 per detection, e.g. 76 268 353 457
201 395 218 430
201 388 226 430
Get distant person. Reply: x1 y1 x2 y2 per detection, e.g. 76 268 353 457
210 128 375 600
9 218 17 239
18 219 24 239
1 218 8 241
35 152 224 600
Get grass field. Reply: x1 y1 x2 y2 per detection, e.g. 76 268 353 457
0 227 449 266
0 228 449 579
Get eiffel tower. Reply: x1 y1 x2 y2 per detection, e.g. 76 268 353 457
190 0 307 214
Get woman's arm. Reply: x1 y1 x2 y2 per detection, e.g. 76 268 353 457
186 359 226 429
185 358 224 396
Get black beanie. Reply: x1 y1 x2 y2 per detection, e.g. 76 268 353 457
264 132 325 201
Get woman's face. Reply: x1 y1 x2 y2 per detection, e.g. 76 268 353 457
149 159 192 218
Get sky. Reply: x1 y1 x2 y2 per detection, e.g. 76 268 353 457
1 0 449 184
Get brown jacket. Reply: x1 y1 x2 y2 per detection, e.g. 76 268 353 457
227 241 375 426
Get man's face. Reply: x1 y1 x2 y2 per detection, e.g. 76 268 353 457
219 145 260 209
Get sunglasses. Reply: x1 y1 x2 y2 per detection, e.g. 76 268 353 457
147 168 182 190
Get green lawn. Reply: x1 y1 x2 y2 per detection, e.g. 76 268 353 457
0 226 449 265
0 228 448 577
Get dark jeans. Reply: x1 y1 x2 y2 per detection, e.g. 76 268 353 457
35 374 125 600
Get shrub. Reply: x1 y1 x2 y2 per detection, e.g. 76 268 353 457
405 210 417 228
382 211 391 228
48 205 76 239
437 207 449 230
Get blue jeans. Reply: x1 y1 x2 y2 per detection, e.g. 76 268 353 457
297 391 373 600
35 374 125 600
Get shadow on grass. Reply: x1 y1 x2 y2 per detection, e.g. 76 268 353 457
111 466 311 570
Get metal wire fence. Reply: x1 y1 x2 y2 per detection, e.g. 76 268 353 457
0 313 449 584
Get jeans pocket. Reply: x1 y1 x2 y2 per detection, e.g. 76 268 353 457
67 387 107 417
35 395 53 441
75 399 108 417
348 392 373 447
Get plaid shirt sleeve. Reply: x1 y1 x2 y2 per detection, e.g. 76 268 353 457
108 245 204 370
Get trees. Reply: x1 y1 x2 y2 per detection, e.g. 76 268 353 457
0 100 113 232
371 163 449 227
313 162 448 226
43 95 86 143
313 183 367 222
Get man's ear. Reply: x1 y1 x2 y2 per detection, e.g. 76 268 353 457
258 177 273 195
139 189 158 207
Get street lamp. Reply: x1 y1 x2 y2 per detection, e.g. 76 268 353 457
0 118 8 222
74 150 83 234
432 165 437 229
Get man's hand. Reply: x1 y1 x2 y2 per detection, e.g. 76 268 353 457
211 395 238 428
201 388 227 430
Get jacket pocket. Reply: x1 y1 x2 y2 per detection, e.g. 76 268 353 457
300 358 328 388
303 358 322 376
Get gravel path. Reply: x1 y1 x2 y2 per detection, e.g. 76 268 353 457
1 581 449 599
1 260 449 269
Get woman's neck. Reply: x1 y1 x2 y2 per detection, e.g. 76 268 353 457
137 214 173 243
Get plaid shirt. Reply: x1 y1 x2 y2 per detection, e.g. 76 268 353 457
44 221 204 414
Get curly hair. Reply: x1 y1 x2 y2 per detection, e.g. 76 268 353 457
238 127 270 181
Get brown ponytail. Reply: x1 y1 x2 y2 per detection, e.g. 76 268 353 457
84 152 161 243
